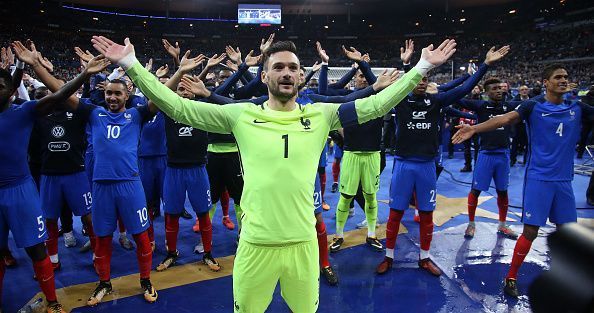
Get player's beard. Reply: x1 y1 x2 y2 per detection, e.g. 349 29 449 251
269 80 298 103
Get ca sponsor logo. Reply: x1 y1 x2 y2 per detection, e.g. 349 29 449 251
178 127 194 137
48 141 71 152
412 111 427 120
124 113 132 120
66 112 73 119
51 125 65 138
424 98 431 105
570 109 576 120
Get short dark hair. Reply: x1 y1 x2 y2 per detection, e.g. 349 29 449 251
542 63 566 80
34 86 49 100
262 41 298 70
106 79 128 91
0 68 14 92
483 77 501 91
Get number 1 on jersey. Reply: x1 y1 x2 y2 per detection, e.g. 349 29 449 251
282 134 289 158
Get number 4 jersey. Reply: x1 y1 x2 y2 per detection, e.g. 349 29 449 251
516 97 593 181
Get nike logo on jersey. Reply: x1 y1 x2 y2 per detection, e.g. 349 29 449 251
141 221 149 228
98 113 107 117
38 231 47 239
253 119 267 124
541 113 553 117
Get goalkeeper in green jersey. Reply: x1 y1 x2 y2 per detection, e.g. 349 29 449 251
92 35 457 313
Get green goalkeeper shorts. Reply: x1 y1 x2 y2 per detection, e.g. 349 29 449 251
339 151 380 196
233 239 319 313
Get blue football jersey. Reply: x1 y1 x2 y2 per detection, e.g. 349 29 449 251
517 98 588 181
0 101 37 187
138 111 167 157
83 102 151 181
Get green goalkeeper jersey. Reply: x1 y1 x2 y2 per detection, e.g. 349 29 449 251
126 61 422 244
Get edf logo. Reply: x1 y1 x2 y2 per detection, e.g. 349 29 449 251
407 122 432 130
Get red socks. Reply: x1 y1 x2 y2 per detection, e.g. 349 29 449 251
45 219 59 258
320 172 327 198
497 193 509 222
133 232 152 280
198 214 213 253
94 236 113 281
332 160 340 182
386 209 404 250
33 256 57 302
468 192 478 222
165 214 180 253
221 190 230 217
316 221 330 268
507 235 532 279
419 211 434 251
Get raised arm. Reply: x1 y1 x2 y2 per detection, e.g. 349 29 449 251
92 36 240 134
162 39 181 68
332 39 457 128
35 55 109 114
234 63 266 100
215 50 258 96
180 76 241 105
435 45 510 107
301 61 320 88
329 66 357 90
443 106 476 120
456 98 483 111
13 41 81 108
315 41 330 95
452 111 521 144
197 53 226 82
342 45 376 83
309 69 399 103
164 50 205 91
437 74 470 92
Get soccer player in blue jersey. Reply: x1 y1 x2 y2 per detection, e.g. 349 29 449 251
456 77 525 240
14 42 103 270
76 78 160 306
138 111 166 250
376 46 510 276
1 46 108 313
452 63 594 297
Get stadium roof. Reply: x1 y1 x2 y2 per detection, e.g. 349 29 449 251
62 0 522 15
